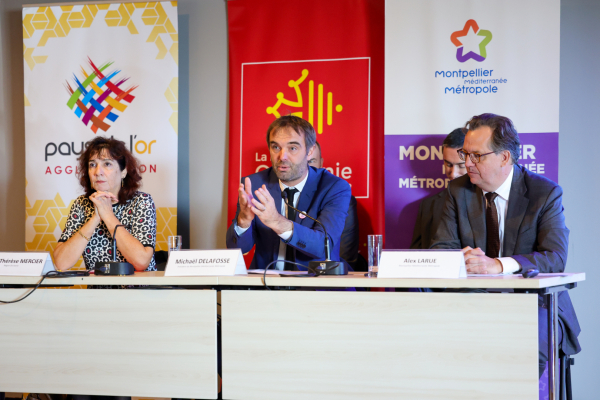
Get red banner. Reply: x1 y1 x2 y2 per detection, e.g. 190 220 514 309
227 0 385 263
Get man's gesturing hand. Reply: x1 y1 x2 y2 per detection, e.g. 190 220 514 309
237 177 255 228
251 185 293 235
462 247 503 274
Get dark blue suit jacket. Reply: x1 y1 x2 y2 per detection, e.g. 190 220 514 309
226 166 352 270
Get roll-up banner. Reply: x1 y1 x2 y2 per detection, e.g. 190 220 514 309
384 0 560 249
227 0 385 264
23 2 179 265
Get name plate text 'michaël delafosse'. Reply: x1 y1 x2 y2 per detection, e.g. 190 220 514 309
165 249 247 276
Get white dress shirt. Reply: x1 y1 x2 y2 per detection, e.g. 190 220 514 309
234 172 309 270
482 166 520 274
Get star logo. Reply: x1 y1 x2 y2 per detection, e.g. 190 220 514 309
450 19 492 63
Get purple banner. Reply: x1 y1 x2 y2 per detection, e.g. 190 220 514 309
384 133 559 249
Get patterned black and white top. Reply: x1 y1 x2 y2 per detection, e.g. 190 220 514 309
59 191 157 271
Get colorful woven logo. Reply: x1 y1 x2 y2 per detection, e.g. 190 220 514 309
450 20 492 63
65 58 137 133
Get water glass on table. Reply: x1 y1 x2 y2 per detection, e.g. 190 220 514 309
167 235 182 256
367 234 383 278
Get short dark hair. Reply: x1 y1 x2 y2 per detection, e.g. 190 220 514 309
442 128 467 149
465 113 520 163
315 141 322 155
266 115 316 154
77 136 143 204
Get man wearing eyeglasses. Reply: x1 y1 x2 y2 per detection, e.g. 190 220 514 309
430 113 580 378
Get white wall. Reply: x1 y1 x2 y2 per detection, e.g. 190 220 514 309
560 1 600 396
0 0 598 397
179 0 229 250
0 0 27 253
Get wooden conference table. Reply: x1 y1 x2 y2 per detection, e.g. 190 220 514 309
0 271 585 400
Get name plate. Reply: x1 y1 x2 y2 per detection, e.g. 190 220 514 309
378 250 466 279
164 249 247 276
0 252 55 276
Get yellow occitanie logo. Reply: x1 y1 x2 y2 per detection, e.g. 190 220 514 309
266 69 343 134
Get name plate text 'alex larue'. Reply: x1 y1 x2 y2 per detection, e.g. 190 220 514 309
378 250 466 278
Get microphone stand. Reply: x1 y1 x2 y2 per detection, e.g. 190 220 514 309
94 224 135 276
281 194 347 275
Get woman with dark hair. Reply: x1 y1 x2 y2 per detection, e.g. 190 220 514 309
54 136 156 272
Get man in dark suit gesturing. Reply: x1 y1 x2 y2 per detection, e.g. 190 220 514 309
410 128 466 249
431 113 581 377
226 115 351 270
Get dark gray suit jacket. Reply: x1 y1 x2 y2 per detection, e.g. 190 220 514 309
410 190 447 250
431 164 581 355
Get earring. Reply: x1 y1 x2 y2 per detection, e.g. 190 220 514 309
121 177 124 188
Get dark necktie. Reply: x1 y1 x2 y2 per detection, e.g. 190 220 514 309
284 187 299 270
485 192 500 259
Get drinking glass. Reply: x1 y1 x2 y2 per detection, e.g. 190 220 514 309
167 235 182 256
367 235 383 278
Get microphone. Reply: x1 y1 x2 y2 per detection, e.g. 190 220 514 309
281 192 347 275
522 268 539 278
94 225 135 275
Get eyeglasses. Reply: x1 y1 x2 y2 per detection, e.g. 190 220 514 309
457 149 497 164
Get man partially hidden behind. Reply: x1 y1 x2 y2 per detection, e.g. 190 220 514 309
431 113 581 377
308 142 362 270
410 128 467 249
226 115 351 270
